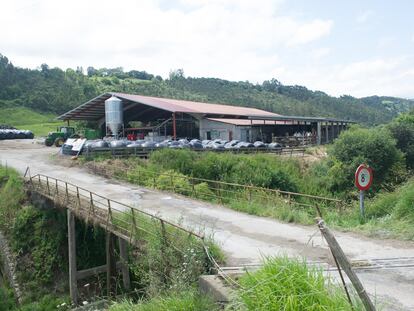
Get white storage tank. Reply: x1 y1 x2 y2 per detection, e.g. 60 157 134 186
105 96 123 137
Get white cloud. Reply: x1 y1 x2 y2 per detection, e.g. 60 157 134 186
287 19 333 46
356 10 374 23
0 0 332 82
311 47 331 59
277 56 414 98
1 0 413 98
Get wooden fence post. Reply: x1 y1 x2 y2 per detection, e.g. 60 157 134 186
76 187 81 211
130 208 137 244
46 176 50 195
316 218 376 311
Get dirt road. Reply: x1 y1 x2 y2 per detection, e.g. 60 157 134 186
1 140 414 310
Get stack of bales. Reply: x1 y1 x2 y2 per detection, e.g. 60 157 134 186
0 125 34 140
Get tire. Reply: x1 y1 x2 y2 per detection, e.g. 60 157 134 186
45 139 53 147
54 137 65 147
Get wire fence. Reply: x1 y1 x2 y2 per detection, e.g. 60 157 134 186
86 161 345 217
82 146 307 159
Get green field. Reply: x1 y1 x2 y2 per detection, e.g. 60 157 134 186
0 107 65 136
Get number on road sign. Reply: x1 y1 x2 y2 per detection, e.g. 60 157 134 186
355 164 373 191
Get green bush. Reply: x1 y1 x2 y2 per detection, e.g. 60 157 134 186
149 149 300 192
11 207 66 288
18 295 69 311
156 170 192 195
0 285 16 311
328 126 405 192
109 289 218 311
393 181 414 221
234 256 361 311
0 167 24 233
193 182 215 201
387 112 414 169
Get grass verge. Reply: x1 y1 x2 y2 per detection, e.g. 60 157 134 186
231 256 364 311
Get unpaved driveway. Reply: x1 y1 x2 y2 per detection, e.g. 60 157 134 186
1 140 414 310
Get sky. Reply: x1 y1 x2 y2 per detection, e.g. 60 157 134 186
1 0 414 98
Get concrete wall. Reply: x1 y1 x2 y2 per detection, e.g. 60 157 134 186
199 119 236 141
199 119 263 142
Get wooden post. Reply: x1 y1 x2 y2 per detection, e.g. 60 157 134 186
76 187 81 211
65 182 69 204
67 210 78 304
46 176 50 195
316 219 376 311
172 112 177 140
106 232 117 297
118 238 131 290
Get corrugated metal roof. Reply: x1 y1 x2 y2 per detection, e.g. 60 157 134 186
58 92 280 120
207 118 295 126
111 92 279 116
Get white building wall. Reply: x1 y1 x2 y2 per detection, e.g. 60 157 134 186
199 119 260 142
199 119 237 140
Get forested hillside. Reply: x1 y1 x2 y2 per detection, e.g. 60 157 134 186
1 54 413 125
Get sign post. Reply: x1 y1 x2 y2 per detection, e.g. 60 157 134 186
355 164 373 219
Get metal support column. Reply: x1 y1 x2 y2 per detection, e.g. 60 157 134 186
172 112 177 140
118 237 130 290
317 122 322 145
68 210 78 304
325 123 329 144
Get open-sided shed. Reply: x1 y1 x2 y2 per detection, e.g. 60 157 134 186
58 92 352 144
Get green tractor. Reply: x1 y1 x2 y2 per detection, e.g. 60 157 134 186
45 126 77 147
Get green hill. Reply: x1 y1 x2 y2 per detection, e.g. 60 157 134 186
1 54 413 125
0 107 63 136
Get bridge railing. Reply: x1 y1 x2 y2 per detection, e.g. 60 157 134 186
26 173 204 246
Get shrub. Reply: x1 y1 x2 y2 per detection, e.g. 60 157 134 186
193 182 215 200
156 170 192 195
387 112 414 169
109 289 218 311
0 285 16 311
393 181 414 221
149 150 301 192
150 149 197 176
0 167 24 232
329 126 405 191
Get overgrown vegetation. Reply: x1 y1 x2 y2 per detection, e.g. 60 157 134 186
109 289 218 311
0 165 223 310
230 256 363 311
82 110 414 239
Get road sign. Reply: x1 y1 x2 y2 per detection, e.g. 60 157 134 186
355 164 373 191
355 164 373 219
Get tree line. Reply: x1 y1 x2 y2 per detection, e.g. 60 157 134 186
1 54 413 124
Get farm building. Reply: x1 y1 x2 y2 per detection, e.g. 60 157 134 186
58 92 352 145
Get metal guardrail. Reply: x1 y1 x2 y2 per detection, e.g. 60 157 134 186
83 146 307 159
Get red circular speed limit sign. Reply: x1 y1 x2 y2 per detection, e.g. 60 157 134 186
355 164 373 191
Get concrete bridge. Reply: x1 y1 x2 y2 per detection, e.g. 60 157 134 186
25 171 205 305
